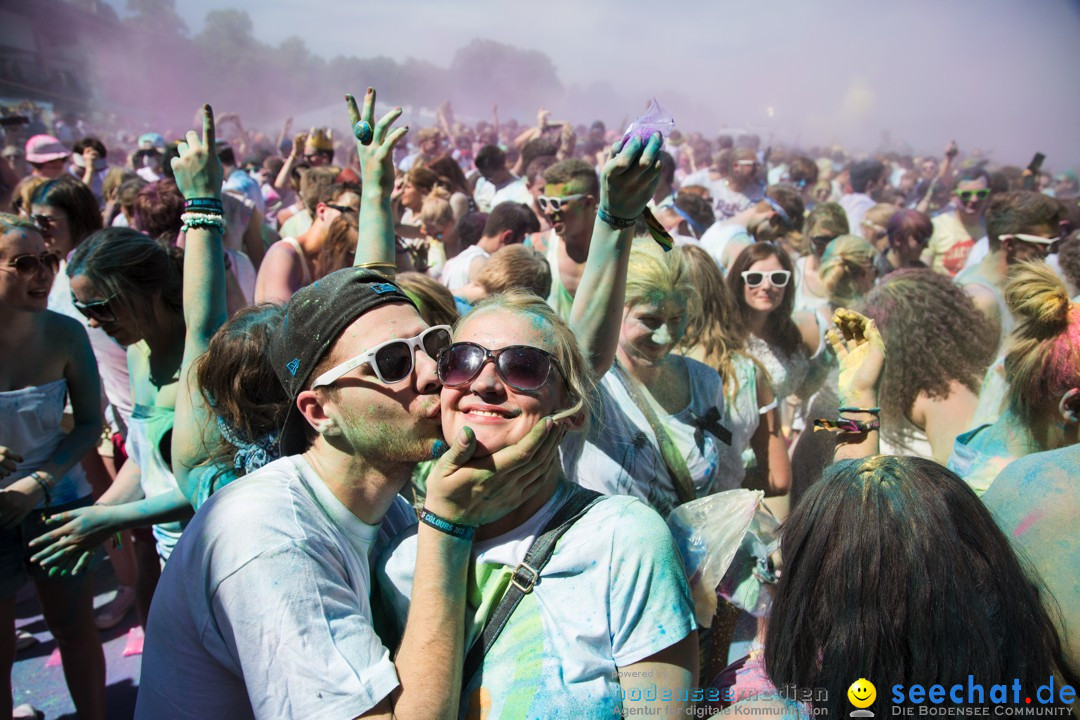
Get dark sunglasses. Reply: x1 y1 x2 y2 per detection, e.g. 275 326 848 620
312 325 452 387
325 203 358 215
71 292 119 323
437 342 560 392
741 270 791 288
31 213 63 229
955 189 990 202
5 251 59 278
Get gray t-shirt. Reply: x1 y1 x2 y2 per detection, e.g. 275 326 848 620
136 455 404 720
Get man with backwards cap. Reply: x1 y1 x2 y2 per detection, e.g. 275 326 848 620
137 94 557 719
137 268 559 719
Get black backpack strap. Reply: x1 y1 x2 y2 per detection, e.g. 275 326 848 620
461 484 604 691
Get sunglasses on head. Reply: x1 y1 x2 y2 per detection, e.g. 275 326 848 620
312 325 452 388
537 194 585 213
742 270 791 288
1000 233 1060 255
955 189 990 202
5 251 59 278
437 342 561 393
71 292 118 323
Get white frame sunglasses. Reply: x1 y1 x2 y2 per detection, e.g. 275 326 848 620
537 194 586 213
741 270 791 288
311 325 452 388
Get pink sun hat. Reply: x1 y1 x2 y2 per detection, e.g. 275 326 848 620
25 134 70 164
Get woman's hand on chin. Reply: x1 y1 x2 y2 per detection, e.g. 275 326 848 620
424 417 564 526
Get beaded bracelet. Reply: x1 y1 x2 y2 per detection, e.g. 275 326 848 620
419 508 475 541
181 212 226 233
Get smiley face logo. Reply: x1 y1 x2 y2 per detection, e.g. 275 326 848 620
848 678 877 709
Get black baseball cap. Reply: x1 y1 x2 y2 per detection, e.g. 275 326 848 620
269 268 417 455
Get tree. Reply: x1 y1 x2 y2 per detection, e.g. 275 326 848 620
125 0 187 35
448 39 563 118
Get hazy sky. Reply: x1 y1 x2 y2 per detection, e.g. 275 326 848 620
116 0 1080 167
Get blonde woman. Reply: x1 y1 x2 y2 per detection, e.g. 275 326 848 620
948 262 1080 495
678 243 789 497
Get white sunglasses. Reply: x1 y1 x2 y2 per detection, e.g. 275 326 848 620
741 270 791 288
537 194 585 213
311 325 452 388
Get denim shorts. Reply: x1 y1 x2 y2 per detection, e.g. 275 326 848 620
0 495 94 598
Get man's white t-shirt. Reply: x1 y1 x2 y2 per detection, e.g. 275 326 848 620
136 456 404 720
440 244 490 292
700 223 751 272
473 175 531 213
839 192 875 237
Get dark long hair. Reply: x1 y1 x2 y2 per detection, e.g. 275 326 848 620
765 456 1077 717
32 175 103 246
427 154 470 197
67 227 184 329
727 242 801 355
195 304 288 474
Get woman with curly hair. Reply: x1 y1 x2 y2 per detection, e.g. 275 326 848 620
947 262 1080 496
713 314 1078 720
857 268 997 462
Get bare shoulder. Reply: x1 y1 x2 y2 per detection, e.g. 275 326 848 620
43 311 89 349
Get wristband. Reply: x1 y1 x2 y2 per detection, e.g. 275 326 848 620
838 406 881 415
29 472 51 511
813 418 880 434
419 508 475 540
596 206 636 229
183 197 224 210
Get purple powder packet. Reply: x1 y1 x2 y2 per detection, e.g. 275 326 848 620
622 98 676 148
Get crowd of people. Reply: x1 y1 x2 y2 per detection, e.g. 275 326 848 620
0 86 1077 719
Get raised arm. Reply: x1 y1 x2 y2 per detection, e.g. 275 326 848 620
569 133 663 377
827 308 885 460
273 131 307 194
275 116 293 157
170 104 228 505
346 88 408 275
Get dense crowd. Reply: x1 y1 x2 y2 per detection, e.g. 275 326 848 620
0 88 1077 719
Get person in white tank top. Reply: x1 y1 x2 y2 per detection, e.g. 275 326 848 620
0 213 106 720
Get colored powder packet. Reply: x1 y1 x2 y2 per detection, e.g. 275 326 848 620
622 97 676 148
